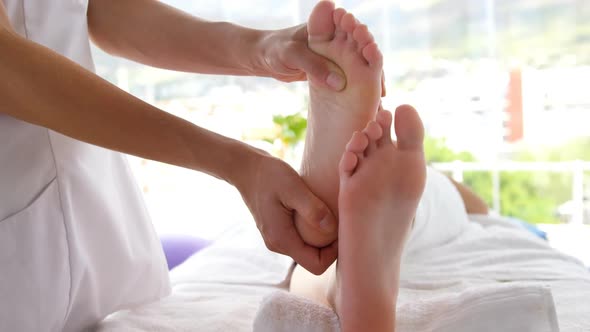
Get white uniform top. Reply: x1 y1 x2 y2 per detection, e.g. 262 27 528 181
0 1 171 331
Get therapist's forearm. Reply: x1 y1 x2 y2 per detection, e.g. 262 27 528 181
87 0 266 77
0 28 257 185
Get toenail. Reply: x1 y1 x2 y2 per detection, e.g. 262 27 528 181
326 72 346 90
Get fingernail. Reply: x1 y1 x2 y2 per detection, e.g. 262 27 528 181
326 72 345 90
320 216 337 233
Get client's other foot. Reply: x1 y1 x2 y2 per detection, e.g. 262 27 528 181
296 0 383 248
331 106 426 332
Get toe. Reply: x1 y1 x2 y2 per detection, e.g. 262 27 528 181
376 109 393 146
352 24 374 52
341 12 357 33
339 150 359 178
364 121 383 141
333 8 347 41
363 121 382 154
362 42 383 68
381 71 387 97
308 0 337 43
345 131 369 154
394 104 425 151
333 7 346 26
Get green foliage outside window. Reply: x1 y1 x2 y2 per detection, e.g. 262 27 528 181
262 111 308 161
424 136 581 224
269 113 308 150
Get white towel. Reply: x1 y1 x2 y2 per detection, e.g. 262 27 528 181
253 283 559 332
254 291 340 332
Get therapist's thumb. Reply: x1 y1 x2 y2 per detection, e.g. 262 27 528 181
306 52 346 91
287 182 338 240
288 42 346 91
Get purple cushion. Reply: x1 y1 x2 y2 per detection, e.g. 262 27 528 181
160 234 212 270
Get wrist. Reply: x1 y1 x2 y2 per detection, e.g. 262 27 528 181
221 139 268 191
229 22 268 77
246 28 275 78
178 122 264 189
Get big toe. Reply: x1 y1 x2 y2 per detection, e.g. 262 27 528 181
394 104 424 151
308 0 337 43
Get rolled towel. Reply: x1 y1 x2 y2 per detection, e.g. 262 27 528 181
253 283 559 332
253 291 340 332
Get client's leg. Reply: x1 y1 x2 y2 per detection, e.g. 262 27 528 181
291 106 426 332
296 0 383 247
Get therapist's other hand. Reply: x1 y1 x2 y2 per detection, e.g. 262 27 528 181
256 24 346 91
236 150 338 275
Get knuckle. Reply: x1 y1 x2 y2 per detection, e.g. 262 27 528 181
264 235 282 253
263 238 276 252
288 43 323 75
307 203 327 224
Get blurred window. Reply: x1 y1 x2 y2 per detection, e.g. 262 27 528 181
92 0 590 233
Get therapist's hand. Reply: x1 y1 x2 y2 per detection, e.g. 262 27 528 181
256 24 346 91
258 24 386 95
235 149 338 275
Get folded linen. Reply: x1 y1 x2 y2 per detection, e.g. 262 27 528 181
253 283 559 332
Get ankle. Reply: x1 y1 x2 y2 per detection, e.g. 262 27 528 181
338 289 397 332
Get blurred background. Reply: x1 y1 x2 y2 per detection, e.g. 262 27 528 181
92 0 590 263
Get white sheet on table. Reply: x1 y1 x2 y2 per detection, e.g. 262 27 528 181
400 214 590 332
95 215 590 332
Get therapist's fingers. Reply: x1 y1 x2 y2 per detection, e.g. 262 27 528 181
285 180 338 236
278 222 338 275
286 177 339 248
258 198 337 275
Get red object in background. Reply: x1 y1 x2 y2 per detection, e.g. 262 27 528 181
504 69 524 142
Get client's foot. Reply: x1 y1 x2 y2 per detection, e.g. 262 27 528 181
331 106 426 332
297 0 383 248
